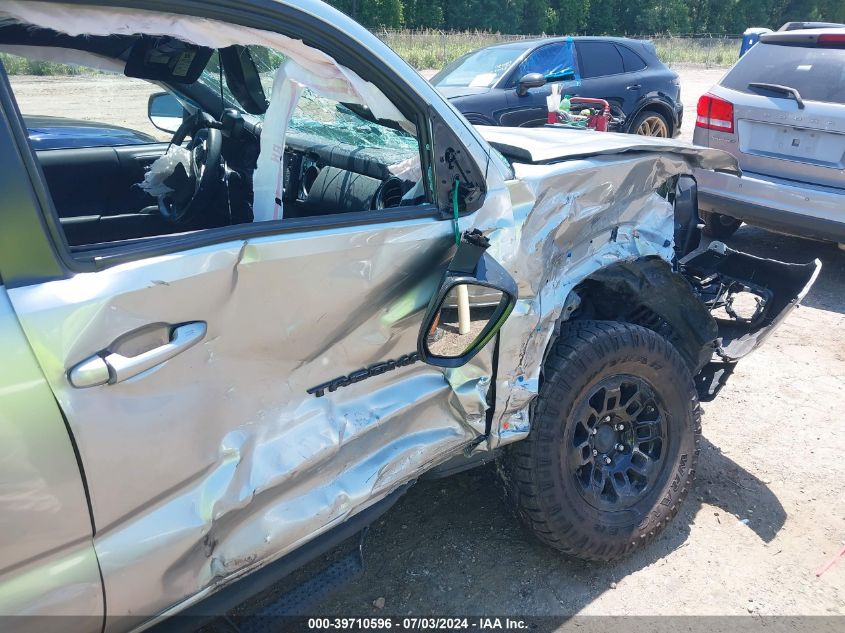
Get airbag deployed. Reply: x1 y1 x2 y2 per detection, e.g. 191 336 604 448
0 2 409 125
138 146 192 197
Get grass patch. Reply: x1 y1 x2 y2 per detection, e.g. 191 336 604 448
1 33 740 77
650 36 739 68
376 30 533 70
377 30 740 70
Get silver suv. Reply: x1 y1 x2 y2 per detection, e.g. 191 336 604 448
693 29 845 245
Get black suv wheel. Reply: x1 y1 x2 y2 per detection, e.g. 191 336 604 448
499 321 701 561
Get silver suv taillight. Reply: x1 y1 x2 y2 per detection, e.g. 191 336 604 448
696 93 734 133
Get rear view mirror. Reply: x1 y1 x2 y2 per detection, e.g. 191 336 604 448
219 45 268 115
418 234 518 368
148 92 186 133
517 72 546 97
673 175 702 259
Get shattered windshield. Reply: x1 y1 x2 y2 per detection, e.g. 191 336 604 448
290 90 418 158
200 46 418 163
197 51 239 109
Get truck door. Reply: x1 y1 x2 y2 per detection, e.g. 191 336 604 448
0 52 499 630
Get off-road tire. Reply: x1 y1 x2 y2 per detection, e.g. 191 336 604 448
499 321 701 561
701 210 741 240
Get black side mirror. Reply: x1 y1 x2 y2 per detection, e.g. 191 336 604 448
418 232 518 368
673 175 702 259
148 92 187 133
219 45 268 115
516 72 546 97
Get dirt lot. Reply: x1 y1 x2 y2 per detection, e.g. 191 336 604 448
9 74 171 141
8 67 845 622
674 66 727 142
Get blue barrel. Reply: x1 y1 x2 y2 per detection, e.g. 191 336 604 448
739 28 772 57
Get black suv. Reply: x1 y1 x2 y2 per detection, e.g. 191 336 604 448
432 36 683 136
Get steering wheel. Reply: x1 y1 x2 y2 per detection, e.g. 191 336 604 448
158 112 223 223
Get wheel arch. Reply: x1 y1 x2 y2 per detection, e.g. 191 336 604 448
546 257 718 376
626 100 675 135
461 112 496 126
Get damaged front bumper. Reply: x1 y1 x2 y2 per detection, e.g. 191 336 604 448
682 242 821 400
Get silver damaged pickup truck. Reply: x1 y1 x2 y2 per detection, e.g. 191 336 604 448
0 1 821 631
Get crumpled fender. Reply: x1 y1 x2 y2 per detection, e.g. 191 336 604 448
471 146 732 449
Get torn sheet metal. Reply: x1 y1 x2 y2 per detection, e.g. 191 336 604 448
470 148 739 448
1 3 747 627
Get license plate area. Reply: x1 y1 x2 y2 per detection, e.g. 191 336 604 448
738 120 845 169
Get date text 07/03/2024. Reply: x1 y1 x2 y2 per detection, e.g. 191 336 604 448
306 617 529 630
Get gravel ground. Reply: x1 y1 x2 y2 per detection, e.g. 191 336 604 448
674 65 727 142
8 67 844 623
10 74 171 141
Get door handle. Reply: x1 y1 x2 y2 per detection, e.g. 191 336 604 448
68 322 207 388
626 84 641 90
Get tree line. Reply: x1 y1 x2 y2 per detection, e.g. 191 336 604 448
325 0 845 35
